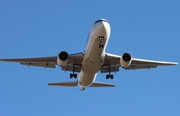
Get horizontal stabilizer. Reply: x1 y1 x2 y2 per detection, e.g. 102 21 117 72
48 81 77 87
90 82 115 87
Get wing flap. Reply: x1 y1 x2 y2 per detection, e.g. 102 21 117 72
125 64 157 70
0 56 57 63
20 62 56 68
90 82 115 87
100 65 119 73
62 64 81 72
48 81 77 87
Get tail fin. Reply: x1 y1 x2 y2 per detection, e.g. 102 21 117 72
48 81 77 87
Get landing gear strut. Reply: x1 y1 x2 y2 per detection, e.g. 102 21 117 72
106 65 114 79
70 65 77 79
99 36 104 48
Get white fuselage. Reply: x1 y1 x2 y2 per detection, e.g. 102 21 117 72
78 19 111 90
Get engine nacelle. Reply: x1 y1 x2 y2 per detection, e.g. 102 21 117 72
120 52 132 68
57 51 69 67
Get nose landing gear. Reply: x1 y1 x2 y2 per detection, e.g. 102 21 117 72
99 42 104 48
99 36 104 48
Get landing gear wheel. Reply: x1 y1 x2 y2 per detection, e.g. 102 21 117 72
99 44 104 48
106 74 114 79
99 44 101 48
70 73 77 79
70 74 73 78
74 74 77 78
110 75 114 79
106 74 109 79
101 44 104 48
99 43 104 48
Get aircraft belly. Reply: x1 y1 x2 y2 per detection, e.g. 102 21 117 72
82 36 106 73
78 21 110 88
78 71 97 87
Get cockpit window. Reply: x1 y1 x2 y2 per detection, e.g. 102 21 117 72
95 19 108 24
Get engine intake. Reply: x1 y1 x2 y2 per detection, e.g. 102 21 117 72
57 51 69 66
122 53 131 62
58 51 68 61
120 53 132 68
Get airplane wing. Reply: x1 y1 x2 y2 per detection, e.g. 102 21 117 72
0 56 57 68
101 53 178 73
0 52 84 69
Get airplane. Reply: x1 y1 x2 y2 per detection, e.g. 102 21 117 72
0 19 178 91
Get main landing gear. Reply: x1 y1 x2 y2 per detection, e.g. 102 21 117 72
106 74 114 79
70 65 77 79
105 65 114 79
70 73 77 78
99 36 104 48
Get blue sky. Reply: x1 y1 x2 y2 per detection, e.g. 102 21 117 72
0 0 180 116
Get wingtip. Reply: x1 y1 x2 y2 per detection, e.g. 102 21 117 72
172 62 178 65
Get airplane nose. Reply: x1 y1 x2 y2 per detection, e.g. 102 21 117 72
95 21 110 33
97 22 104 28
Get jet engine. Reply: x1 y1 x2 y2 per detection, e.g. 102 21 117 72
120 53 132 68
57 51 69 67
